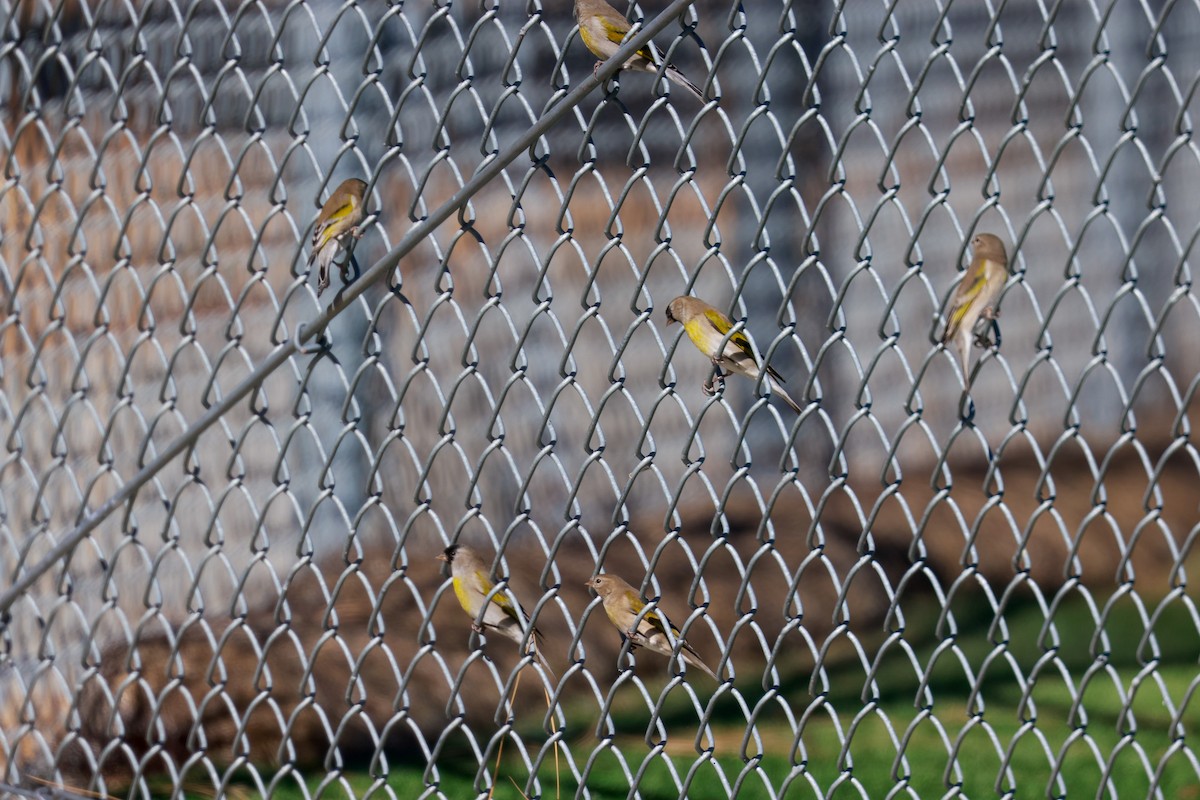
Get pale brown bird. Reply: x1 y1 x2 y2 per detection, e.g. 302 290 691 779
586 573 719 680
309 178 367 297
942 232 1009 378
574 0 706 101
665 295 803 413
438 544 554 675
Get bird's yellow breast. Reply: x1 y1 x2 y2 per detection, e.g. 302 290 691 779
452 576 474 615
578 24 601 54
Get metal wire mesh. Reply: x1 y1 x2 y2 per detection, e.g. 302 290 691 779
1 0 1199 797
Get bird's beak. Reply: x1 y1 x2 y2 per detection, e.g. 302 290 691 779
435 553 448 562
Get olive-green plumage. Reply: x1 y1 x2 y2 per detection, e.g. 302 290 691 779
587 573 719 680
438 544 553 675
665 295 802 413
309 178 367 296
574 0 705 101
942 233 1008 378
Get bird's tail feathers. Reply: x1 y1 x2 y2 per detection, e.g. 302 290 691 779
664 65 705 101
681 647 719 681
492 621 555 677
767 376 804 414
952 332 971 383
312 243 338 296
522 626 555 678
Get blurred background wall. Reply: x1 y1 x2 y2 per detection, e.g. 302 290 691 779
1 0 1198 796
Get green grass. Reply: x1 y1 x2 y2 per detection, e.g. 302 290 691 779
198 590 1200 798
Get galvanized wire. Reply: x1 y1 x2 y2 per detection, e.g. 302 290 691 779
1 1 1199 799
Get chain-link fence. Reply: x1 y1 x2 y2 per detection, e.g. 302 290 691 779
1 0 1198 797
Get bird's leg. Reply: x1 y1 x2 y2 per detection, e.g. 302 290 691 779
471 623 485 634
702 360 726 396
972 308 1002 349
969 307 1000 349
350 226 365 239
339 253 362 287
593 60 603 78
974 320 1001 349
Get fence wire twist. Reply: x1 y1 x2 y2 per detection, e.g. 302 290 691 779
1 1 1198 799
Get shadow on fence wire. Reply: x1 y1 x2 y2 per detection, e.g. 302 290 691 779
2 0 1200 798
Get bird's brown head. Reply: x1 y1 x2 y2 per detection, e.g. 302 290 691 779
666 295 697 326
436 545 459 563
586 574 616 597
971 232 1008 265
328 178 367 204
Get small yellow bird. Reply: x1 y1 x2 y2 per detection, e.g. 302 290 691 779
309 178 367 297
587 573 719 680
665 295 803 413
942 232 1009 378
574 0 706 101
437 544 554 675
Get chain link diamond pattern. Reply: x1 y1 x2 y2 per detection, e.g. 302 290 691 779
1 0 1198 798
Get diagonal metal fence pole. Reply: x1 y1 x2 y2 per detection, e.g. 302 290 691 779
0 0 698 616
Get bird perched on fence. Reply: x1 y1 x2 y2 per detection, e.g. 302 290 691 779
665 295 802 413
574 0 706 102
586 573 719 680
309 177 367 297
941 232 1009 380
437 544 554 675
